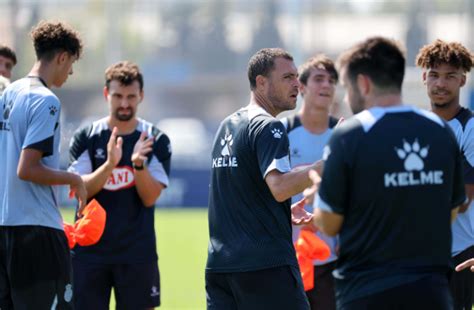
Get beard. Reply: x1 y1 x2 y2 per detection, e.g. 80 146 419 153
114 108 134 121
267 84 297 113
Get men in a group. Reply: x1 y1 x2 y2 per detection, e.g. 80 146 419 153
282 54 339 310
0 44 16 79
68 61 171 309
416 39 474 310
311 37 465 309
0 20 86 309
206 48 320 310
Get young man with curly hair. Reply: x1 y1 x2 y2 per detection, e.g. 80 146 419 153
416 39 474 310
0 20 86 309
68 61 171 309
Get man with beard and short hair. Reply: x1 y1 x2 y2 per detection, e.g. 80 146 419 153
68 61 171 309
310 37 465 309
416 39 474 310
206 48 323 309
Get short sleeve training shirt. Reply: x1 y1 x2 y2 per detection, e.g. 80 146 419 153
206 104 298 272
0 77 63 230
315 105 465 305
68 117 172 263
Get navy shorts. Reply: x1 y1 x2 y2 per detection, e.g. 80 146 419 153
0 225 73 310
340 273 452 310
73 259 160 310
206 265 310 310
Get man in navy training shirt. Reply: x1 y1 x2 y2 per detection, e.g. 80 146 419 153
68 61 171 310
206 48 323 310
312 37 466 310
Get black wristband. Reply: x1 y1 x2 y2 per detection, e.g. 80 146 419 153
133 163 144 170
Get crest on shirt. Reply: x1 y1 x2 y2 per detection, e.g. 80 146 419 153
94 148 106 159
49 105 57 116
220 133 233 156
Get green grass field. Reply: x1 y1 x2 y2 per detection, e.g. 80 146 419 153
61 208 209 310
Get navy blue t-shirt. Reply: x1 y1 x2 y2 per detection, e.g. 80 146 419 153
314 106 466 306
206 104 298 272
68 117 171 264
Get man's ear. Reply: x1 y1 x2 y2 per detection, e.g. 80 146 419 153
422 71 427 85
460 74 467 87
256 75 266 90
299 83 306 97
56 51 68 65
103 86 109 100
356 74 370 96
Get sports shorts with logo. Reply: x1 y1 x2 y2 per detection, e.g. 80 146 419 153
72 260 160 309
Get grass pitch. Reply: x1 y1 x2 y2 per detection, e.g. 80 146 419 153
61 207 209 309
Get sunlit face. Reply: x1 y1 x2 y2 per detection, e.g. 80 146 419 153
0 55 14 79
423 63 466 109
341 69 365 115
53 52 78 88
264 57 299 112
105 80 143 122
300 67 336 109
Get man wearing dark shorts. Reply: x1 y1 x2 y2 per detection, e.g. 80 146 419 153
0 20 86 309
68 61 171 309
312 37 466 310
206 48 322 310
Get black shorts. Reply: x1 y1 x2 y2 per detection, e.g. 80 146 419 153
449 245 474 310
0 225 73 310
72 259 160 310
340 273 452 310
206 265 310 310
306 261 336 310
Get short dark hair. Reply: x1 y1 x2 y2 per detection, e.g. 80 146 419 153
415 39 474 73
247 48 294 90
30 20 83 61
0 45 17 65
299 54 338 85
105 61 144 91
337 37 405 93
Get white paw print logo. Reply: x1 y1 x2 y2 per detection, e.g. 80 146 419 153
220 133 233 156
271 128 283 139
395 139 429 171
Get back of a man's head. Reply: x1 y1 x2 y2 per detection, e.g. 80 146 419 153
247 48 293 91
415 39 474 72
338 37 405 94
104 61 144 91
30 20 83 61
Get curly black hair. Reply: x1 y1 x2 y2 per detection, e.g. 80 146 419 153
105 61 144 91
30 20 83 61
416 39 474 73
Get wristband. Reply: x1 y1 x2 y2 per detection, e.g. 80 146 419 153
133 162 144 171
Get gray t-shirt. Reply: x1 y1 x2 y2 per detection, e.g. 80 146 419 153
0 77 63 230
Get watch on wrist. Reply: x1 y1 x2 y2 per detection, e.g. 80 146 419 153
133 162 145 171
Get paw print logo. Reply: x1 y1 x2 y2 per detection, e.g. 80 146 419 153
395 139 429 171
220 133 233 156
49 105 58 116
271 128 283 139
